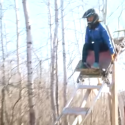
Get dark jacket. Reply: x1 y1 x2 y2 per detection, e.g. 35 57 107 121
85 23 115 54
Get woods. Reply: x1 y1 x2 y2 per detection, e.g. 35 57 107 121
0 0 125 125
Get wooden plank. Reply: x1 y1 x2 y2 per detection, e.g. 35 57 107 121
111 62 118 125
62 107 89 115
75 60 102 75
77 69 102 75
108 93 112 125
76 84 101 90
114 29 125 32
79 72 102 78
77 72 102 83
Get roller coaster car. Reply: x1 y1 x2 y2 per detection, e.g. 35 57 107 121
75 50 111 75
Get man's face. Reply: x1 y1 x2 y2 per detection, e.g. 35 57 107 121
87 15 94 23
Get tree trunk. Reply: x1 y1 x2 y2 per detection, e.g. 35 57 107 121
48 0 55 123
0 0 5 125
103 0 107 24
22 0 35 125
14 0 20 73
55 39 59 119
48 0 59 123
14 0 22 124
1 88 5 125
61 0 67 124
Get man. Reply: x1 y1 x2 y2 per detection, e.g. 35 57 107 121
81 8 116 69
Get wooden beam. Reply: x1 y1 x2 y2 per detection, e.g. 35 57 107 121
108 93 112 125
76 84 101 89
62 107 89 115
114 29 125 32
111 62 118 125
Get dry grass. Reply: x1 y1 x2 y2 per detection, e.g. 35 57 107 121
0 75 125 125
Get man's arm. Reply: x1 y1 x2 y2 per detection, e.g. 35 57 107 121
100 24 115 54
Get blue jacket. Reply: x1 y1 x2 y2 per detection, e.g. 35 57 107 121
85 23 115 54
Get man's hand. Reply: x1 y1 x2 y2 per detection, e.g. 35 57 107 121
111 53 116 62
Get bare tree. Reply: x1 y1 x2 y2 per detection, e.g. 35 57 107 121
61 0 67 124
102 0 107 24
14 0 22 124
48 0 55 123
15 0 20 73
22 0 35 125
55 39 59 120
0 0 6 124
48 0 59 123
4 24 8 55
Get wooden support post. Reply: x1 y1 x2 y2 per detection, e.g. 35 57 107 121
108 93 112 125
111 62 118 125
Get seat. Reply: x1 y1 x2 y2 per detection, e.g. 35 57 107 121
86 50 111 69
